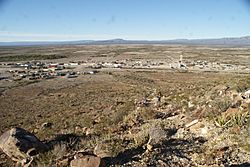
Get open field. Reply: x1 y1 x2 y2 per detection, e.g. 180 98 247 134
0 45 250 166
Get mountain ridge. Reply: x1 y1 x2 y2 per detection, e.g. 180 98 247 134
1 36 250 46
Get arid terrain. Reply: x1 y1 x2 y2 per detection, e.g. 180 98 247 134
0 45 250 166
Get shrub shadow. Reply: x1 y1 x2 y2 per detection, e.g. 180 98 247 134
45 133 83 150
229 163 250 167
108 136 206 166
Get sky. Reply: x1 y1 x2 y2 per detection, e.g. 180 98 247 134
0 0 250 42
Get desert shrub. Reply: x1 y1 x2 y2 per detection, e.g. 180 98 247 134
241 143 250 152
95 134 125 157
230 76 250 93
111 110 129 125
215 115 230 127
215 110 250 127
140 108 156 120
132 127 150 148
34 143 67 166
231 128 250 153
103 101 134 125
212 98 232 112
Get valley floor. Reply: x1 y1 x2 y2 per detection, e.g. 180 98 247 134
0 45 249 166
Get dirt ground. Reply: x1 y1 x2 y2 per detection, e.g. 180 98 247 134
0 45 250 166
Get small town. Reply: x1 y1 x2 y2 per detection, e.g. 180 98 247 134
0 56 249 83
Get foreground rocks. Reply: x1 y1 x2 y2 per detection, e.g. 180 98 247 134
70 154 105 167
0 127 48 165
0 84 249 166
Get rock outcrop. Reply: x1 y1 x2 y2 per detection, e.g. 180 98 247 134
70 154 105 167
0 127 48 164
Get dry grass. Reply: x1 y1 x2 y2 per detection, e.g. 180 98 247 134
215 109 250 127
1 45 250 166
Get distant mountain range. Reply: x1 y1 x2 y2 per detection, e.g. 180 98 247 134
1 36 250 46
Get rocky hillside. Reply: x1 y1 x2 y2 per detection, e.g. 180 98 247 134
0 70 249 167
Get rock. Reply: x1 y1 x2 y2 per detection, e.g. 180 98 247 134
166 114 179 120
231 99 242 108
70 155 104 167
157 159 168 166
83 127 92 136
174 128 187 139
146 143 153 151
216 85 230 96
41 122 53 129
94 144 113 158
185 119 199 128
245 99 250 104
244 90 250 98
57 158 69 167
188 101 195 108
74 126 92 135
222 108 240 119
189 122 209 137
32 128 39 134
152 96 161 107
147 127 168 146
0 127 48 162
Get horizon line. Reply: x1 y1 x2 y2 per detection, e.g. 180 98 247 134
1 35 250 43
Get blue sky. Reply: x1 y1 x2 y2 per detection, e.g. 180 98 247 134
0 0 250 41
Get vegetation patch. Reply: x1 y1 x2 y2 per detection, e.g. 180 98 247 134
0 54 67 62
215 110 250 127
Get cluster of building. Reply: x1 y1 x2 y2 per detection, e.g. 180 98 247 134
0 55 249 82
169 56 249 72
0 61 98 81
186 60 249 72
86 59 166 69
87 61 123 69
0 59 165 82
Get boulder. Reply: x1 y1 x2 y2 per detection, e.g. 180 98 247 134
245 90 250 98
147 127 168 147
0 127 48 162
70 154 104 167
94 144 113 158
